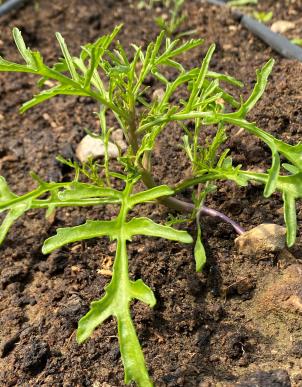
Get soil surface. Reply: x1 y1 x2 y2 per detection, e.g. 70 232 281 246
0 0 302 386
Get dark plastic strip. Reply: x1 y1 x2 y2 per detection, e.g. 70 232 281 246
0 0 29 17
241 15 302 61
206 0 302 61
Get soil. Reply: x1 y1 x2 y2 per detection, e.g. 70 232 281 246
0 0 302 386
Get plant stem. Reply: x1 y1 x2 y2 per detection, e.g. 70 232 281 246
129 107 245 235
200 206 245 234
139 167 245 234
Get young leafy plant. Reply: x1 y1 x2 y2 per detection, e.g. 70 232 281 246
291 38 302 46
154 0 194 37
0 26 302 386
253 10 273 23
139 0 194 37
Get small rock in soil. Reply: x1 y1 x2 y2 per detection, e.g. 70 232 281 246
76 134 119 163
235 223 286 256
236 369 291 387
152 87 165 101
111 129 127 151
21 340 50 374
271 20 295 34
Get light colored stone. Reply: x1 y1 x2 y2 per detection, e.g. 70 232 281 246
76 134 119 163
271 20 296 34
235 223 286 255
152 88 165 102
111 129 127 151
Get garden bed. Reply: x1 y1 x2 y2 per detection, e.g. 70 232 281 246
0 0 302 385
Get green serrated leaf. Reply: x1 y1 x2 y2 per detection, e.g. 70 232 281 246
42 220 118 254
237 59 274 117
56 32 80 82
118 310 153 386
194 223 206 272
0 56 33 73
0 203 30 245
12 27 34 67
58 182 121 201
229 0 258 6
129 279 156 307
20 86 90 113
264 150 280 198
0 176 17 202
77 234 153 386
77 294 113 344
130 185 174 206
126 217 193 243
282 163 300 175
207 71 244 88
187 44 215 111
283 192 296 247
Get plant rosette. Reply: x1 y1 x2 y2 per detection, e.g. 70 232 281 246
0 27 301 386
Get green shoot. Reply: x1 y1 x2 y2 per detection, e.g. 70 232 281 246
253 11 273 23
291 38 302 46
155 0 188 37
142 0 195 38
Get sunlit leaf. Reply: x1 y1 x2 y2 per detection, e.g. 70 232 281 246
194 223 206 272
130 185 174 206
42 220 118 254
126 217 193 243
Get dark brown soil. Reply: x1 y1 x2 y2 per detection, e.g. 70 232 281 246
0 0 302 386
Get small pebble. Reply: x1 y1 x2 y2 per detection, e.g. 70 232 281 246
111 129 127 151
152 88 165 101
76 134 119 163
235 223 286 256
271 20 295 34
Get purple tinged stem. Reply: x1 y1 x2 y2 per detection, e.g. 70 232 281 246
200 205 245 235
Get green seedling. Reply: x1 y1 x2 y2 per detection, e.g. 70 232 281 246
291 38 302 46
0 27 302 386
155 0 195 37
253 10 273 23
139 0 194 37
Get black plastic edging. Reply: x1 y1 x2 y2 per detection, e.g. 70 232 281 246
206 0 302 61
0 0 30 17
241 15 302 61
